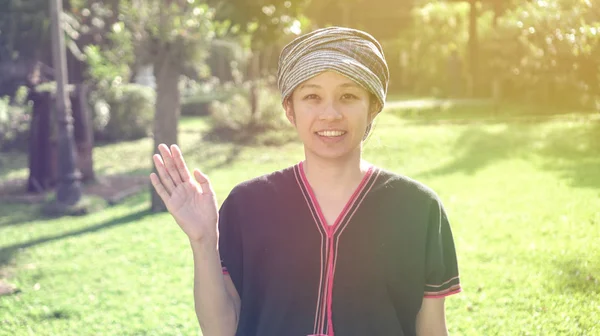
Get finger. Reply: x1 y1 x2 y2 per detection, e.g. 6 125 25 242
153 154 176 194
150 173 171 203
194 169 215 196
158 144 183 184
170 144 192 182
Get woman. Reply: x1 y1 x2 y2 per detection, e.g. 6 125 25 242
150 27 461 336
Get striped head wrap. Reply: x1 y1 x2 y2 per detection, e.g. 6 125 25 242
277 26 389 112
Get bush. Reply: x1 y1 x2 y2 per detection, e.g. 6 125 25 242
182 91 233 116
91 84 155 142
389 2 470 96
0 94 32 152
208 80 294 145
180 77 239 116
210 94 251 131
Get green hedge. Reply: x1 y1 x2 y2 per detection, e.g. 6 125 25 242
92 84 155 142
0 93 32 152
181 90 233 116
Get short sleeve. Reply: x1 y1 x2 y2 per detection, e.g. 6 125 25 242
218 192 243 293
423 197 461 298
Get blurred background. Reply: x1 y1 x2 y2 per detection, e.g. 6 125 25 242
0 0 599 335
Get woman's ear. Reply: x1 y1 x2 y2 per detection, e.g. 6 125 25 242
368 101 381 123
284 97 296 126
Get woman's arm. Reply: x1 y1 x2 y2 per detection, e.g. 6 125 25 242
416 297 448 336
190 240 241 336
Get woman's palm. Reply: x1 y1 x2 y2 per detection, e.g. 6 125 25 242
167 179 217 240
150 144 218 242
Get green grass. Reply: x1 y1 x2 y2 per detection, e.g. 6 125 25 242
1 107 599 335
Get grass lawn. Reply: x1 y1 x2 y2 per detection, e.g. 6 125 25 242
1 107 599 335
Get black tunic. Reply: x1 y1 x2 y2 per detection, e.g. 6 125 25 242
219 162 461 336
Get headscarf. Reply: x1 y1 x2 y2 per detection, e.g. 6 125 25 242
277 26 389 112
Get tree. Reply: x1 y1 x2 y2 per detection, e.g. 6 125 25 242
0 0 51 97
84 0 312 211
1 0 96 193
207 0 312 122
304 0 414 41
445 0 519 96
107 0 215 211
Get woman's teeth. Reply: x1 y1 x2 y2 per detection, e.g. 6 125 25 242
317 130 346 137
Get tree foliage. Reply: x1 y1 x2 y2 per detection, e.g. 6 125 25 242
395 0 600 109
207 0 310 48
482 0 600 107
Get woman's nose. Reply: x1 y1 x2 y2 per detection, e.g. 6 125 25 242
319 101 342 121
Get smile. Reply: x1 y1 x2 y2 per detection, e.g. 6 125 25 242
316 130 346 137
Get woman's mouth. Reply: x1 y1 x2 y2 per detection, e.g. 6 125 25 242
316 130 346 137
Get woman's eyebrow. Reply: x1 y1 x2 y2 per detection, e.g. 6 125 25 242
298 84 321 90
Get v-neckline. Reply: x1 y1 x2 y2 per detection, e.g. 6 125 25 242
298 161 374 235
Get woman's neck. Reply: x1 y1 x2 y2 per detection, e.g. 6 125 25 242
302 150 370 193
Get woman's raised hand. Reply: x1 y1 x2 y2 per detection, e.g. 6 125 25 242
150 144 218 243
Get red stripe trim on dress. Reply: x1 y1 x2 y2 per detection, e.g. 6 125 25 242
299 161 373 232
294 165 327 335
327 168 379 335
297 162 376 336
424 285 462 298
331 168 379 277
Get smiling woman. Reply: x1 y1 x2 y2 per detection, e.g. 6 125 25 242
150 26 461 336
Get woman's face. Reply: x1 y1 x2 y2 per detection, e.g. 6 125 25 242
285 71 375 161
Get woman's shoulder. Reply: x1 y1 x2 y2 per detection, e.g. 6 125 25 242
373 166 441 203
226 164 298 200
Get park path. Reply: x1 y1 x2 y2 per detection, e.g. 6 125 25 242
385 98 492 110
383 97 600 123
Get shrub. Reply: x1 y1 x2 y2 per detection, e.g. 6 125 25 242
91 84 155 142
208 80 294 145
182 91 234 116
0 94 32 152
180 77 238 116
210 94 251 132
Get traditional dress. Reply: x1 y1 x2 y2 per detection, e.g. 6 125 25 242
219 162 461 336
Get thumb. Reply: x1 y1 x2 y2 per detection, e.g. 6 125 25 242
193 169 215 196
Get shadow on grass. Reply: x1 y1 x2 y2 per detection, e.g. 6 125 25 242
416 125 534 177
0 207 152 268
182 126 297 173
387 101 598 125
0 204 52 228
0 176 152 229
415 115 600 192
183 140 243 174
0 151 28 181
536 121 600 191
549 255 600 294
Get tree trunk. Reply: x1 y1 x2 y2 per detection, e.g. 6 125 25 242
467 0 479 97
27 90 54 192
72 83 95 183
248 51 260 125
151 50 181 212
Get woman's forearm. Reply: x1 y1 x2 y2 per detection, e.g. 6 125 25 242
190 239 238 336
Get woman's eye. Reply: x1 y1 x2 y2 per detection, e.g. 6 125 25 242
342 93 358 100
303 94 319 100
